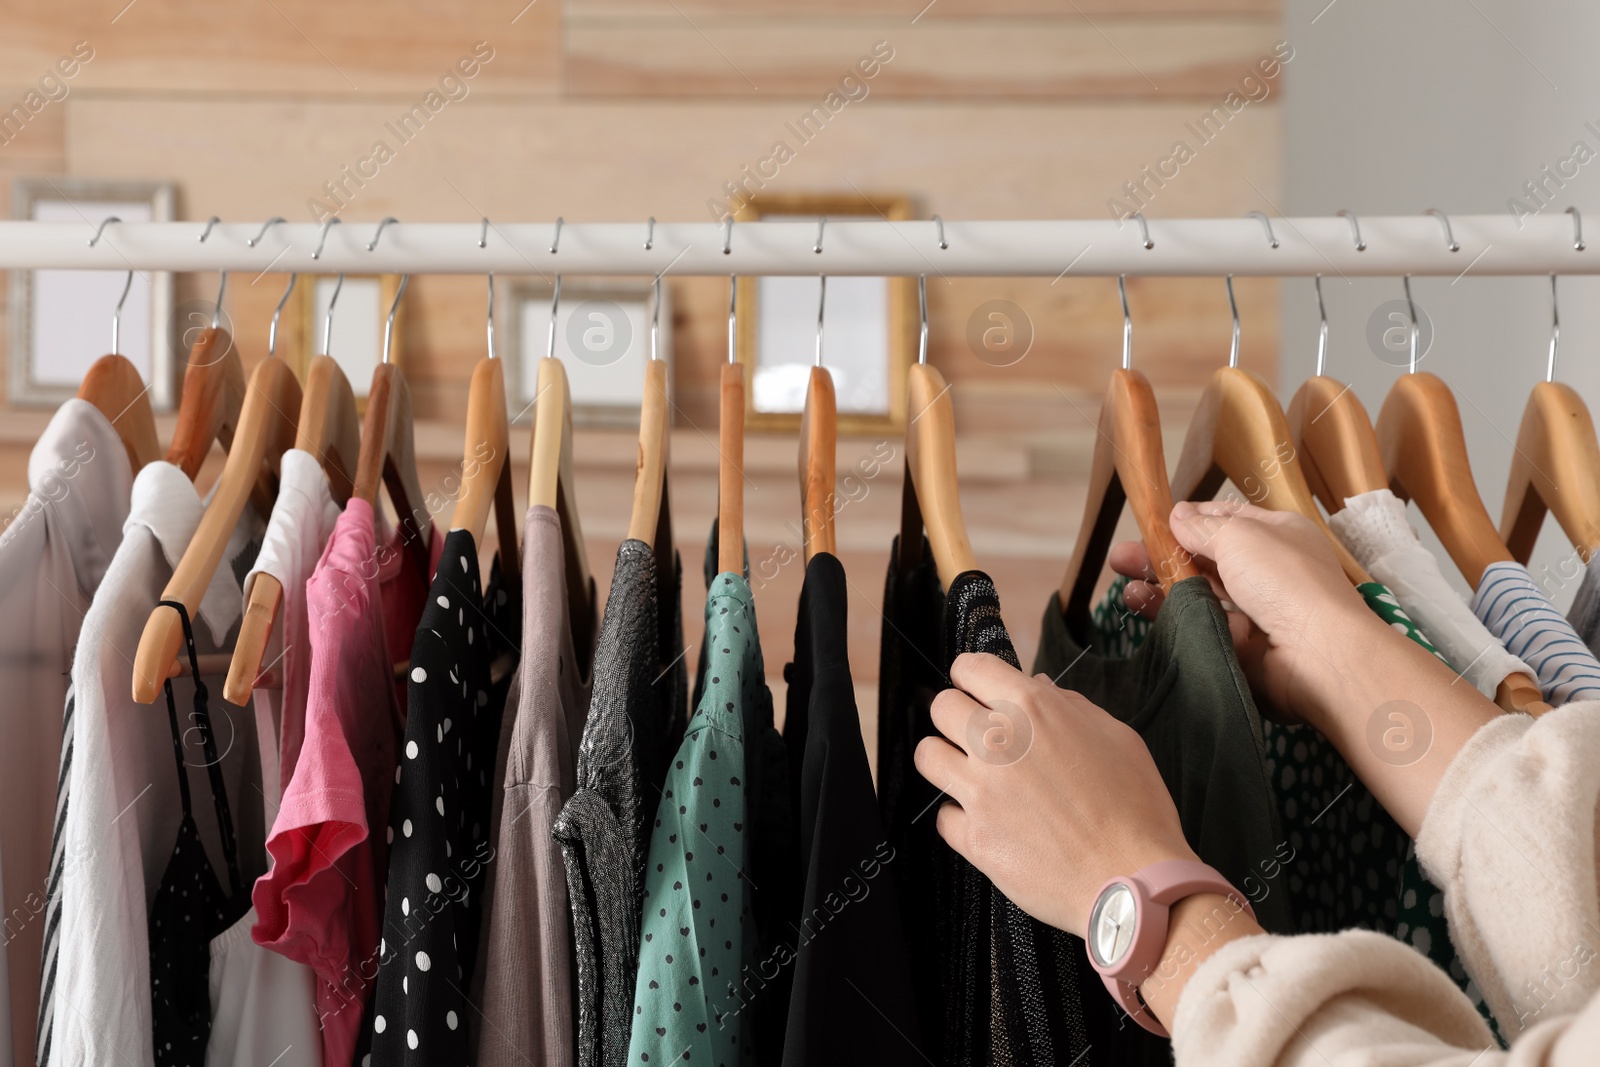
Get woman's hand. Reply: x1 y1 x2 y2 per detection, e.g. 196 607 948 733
914 652 1197 937
1110 500 1373 723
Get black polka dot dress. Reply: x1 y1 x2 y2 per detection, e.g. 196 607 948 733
366 532 520 1065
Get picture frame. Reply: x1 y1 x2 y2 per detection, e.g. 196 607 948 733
295 273 407 410
503 277 670 429
734 192 914 434
9 177 176 408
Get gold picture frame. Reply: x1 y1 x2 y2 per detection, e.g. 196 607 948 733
294 273 407 411
734 193 914 434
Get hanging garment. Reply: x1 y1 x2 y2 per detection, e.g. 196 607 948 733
51 461 271 1067
1329 488 1532 697
1035 577 1294 1066
251 496 441 1067
626 567 763 1066
366 533 519 1065
552 537 686 1067
778 552 922 1065
698 520 796 1064
1088 574 1153 658
1474 560 1600 703
240 448 340 818
148 603 250 1066
0 399 132 1067
1566 554 1600 654
875 536 953 1061
473 506 595 1067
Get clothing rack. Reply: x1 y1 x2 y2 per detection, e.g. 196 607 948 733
0 213 1591 275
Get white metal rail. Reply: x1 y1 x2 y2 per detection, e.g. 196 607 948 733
0 213 1590 276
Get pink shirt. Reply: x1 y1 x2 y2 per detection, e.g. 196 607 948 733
251 499 441 1067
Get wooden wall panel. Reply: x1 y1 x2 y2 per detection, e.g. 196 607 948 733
569 0 1277 15
564 17 1283 100
0 0 559 96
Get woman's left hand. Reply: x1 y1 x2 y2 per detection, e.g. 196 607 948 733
914 652 1197 938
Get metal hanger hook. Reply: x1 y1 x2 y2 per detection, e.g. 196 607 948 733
722 217 734 256
212 272 228 330
268 273 297 359
932 215 948 251
110 269 134 354
89 215 120 248
322 273 345 355
313 217 341 260
814 216 826 255
545 275 562 360
1403 275 1419 374
248 216 284 248
917 275 929 365
1336 209 1366 252
727 275 738 363
1225 274 1240 369
367 216 397 252
815 275 827 367
486 273 497 360
1246 210 1279 249
1548 273 1560 383
1118 274 1132 371
384 274 410 366
1133 211 1154 250
549 217 563 255
1424 207 1460 252
1567 206 1586 251
198 216 221 243
1314 274 1329 377
650 273 662 362
645 216 656 251
479 217 489 249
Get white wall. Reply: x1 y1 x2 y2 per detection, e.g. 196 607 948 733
1283 0 1600 606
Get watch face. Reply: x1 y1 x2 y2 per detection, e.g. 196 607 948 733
1090 883 1138 969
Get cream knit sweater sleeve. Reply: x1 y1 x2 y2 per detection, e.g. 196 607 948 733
1171 702 1600 1067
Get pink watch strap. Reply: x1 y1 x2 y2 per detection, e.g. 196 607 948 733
1087 859 1254 1038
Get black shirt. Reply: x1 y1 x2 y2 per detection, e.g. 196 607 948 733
779 552 921 1065
368 532 519 1065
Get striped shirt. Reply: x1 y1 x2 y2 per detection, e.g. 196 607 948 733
1473 561 1600 704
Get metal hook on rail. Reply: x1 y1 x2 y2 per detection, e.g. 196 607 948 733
249 217 284 248
313 217 341 260
1246 211 1279 249
1424 208 1460 252
367 217 397 252
1336 209 1365 252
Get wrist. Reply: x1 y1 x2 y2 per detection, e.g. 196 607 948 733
1134 892 1264 1031
1286 594 1394 735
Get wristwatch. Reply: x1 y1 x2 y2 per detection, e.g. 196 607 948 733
1085 859 1254 1037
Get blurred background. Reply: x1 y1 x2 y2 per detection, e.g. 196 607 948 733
1 0 1593 741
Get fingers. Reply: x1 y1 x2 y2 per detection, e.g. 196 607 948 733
949 652 1037 707
914 734 970 799
1107 540 1157 583
934 800 970 856
1120 579 1164 620
930 686 983 753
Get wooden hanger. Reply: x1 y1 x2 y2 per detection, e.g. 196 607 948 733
77 270 160 473
799 277 837 564
354 274 430 570
528 348 595 658
1501 276 1600 564
718 275 746 576
132 356 302 702
898 278 978 591
1285 278 1389 514
628 278 674 572
1170 278 1369 583
1060 277 1197 619
165 274 247 480
450 274 520 587
225 274 364 705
